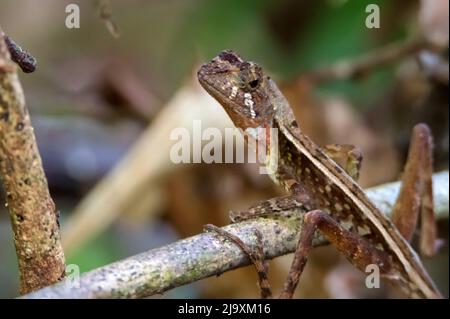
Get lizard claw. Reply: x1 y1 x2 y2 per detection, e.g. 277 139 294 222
229 210 237 223
229 210 245 223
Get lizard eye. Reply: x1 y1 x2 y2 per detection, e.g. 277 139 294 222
249 79 259 89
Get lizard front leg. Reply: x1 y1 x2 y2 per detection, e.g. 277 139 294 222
229 193 311 223
392 123 438 256
204 224 272 299
208 202 397 299
205 192 314 299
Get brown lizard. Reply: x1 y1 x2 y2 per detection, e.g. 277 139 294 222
197 50 442 299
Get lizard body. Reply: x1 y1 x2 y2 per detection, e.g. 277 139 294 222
198 50 441 298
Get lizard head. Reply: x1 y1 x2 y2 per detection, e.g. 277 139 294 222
198 50 276 131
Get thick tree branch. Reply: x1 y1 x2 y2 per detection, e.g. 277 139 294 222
22 171 448 299
0 31 65 294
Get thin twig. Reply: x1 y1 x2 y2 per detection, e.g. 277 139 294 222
97 0 120 38
21 171 448 299
0 31 65 294
300 37 436 84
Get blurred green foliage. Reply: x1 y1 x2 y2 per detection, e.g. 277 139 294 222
66 231 122 274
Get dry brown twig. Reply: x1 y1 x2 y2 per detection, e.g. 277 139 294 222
299 37 444 85
0 30 65 294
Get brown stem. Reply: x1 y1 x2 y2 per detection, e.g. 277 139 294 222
0 31 65 294
300 37 436 84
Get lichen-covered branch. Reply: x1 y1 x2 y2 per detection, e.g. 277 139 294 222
0 31 65 294
21 171 448 299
